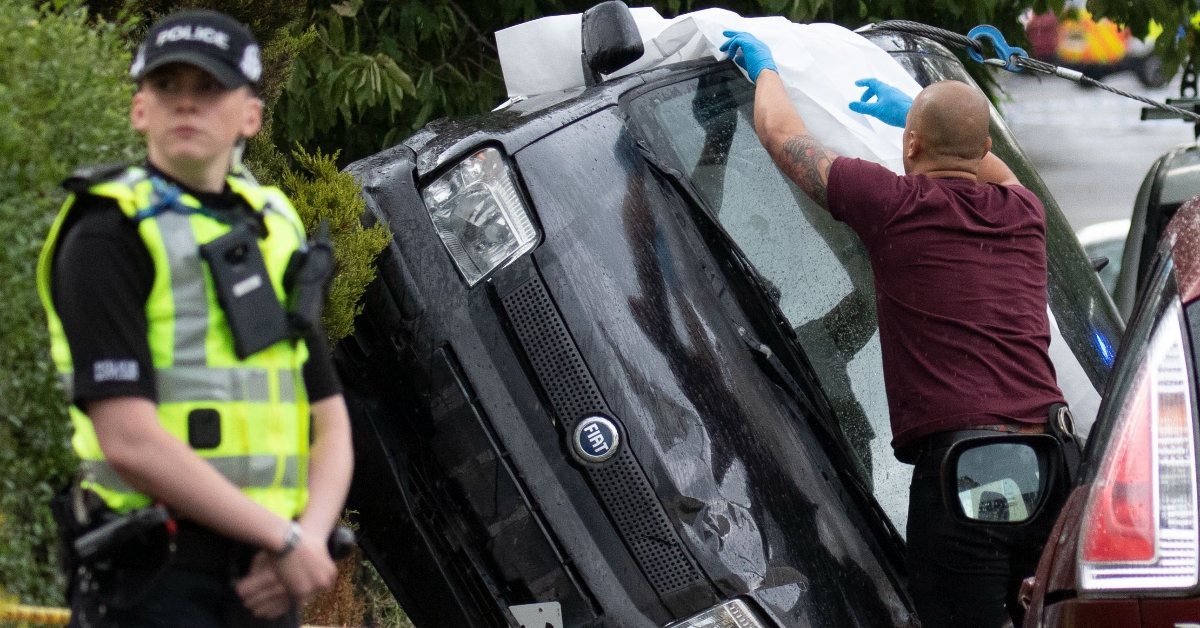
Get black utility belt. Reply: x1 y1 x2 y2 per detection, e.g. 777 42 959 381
70 504 253 576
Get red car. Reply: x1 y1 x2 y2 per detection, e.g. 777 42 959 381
1020 176 1200 625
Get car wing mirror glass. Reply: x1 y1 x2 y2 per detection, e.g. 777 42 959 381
941 434 1062 525
581 1 644 86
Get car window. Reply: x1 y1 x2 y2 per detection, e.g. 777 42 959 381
630 68 1107 536
637 72 912 530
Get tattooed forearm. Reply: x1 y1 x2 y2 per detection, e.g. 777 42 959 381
780 134 836 208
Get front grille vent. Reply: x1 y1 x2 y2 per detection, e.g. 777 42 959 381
501 277 606 420
501 274 705 601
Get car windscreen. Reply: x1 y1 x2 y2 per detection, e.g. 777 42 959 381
625 63 1114 535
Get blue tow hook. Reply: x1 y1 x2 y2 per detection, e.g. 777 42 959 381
966 24 1029 73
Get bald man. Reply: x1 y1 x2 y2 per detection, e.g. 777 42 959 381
721 32 1066 628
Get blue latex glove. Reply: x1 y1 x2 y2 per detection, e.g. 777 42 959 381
719 31 777 83
848 78 913 128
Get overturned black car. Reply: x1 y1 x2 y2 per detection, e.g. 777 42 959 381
334 11 1123 628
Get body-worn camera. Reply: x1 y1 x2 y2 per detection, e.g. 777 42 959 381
199 213 335 359
199 224 292 359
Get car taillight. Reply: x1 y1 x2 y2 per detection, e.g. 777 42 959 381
1079 299 1200 591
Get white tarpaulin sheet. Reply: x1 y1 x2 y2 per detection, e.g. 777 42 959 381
495 8 922 173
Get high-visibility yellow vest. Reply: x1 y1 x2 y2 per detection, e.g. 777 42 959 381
36 166 311 518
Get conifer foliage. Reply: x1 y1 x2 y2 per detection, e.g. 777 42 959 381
283 146 392 344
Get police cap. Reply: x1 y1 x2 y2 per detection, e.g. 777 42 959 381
130 10 261 89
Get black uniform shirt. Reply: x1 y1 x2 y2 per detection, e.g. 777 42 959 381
51 164 342 409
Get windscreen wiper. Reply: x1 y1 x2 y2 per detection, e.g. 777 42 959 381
631 140 855 455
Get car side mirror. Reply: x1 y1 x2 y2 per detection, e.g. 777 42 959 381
581 1 644 86
941 434 1063 525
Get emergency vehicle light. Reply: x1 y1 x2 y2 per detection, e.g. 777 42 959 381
422 147 538 286
1079 298 1200 591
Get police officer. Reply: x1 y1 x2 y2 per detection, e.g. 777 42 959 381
37 10 352 627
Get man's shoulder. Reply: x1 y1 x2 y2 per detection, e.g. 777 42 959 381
828 156 904 202
832 156 900 180
1006 182 1041 202
991 181 1046 217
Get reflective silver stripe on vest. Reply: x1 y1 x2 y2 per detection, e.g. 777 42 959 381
281 455 299 488
53 369 296 403
156 368 299 403
155 211 207 366
278 369 296 405
81 455 302 493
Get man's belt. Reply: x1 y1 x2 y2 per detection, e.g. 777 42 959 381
911 422 1050 480
902 421 1047 465
927 421 1047 449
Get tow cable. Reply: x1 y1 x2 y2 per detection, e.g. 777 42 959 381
863 19 1200 123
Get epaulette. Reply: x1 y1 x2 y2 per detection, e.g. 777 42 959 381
61 162 131 194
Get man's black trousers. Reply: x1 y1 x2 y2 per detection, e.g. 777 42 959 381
906 464 1061 628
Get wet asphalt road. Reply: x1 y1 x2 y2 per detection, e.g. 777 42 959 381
997 69 1196 230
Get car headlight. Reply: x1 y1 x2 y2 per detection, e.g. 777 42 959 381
421 147 538 286
666 599 769 628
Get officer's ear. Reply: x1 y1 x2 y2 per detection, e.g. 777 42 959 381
130 87 150 133
238 91 263 138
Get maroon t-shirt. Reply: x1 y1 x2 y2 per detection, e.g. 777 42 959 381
826 157 1065 455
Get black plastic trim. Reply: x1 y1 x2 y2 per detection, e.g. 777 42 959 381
497 268 715 617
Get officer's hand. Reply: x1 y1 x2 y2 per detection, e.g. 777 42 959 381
272 530 337 605
719 31 777 83
235 551 292 619
848 78 913 128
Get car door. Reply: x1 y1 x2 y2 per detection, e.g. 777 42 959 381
1113 143 1200 319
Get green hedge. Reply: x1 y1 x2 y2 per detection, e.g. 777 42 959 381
0 2 141 605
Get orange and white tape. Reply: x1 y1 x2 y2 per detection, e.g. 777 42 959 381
0 602 347 627
0 604 70 625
